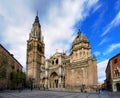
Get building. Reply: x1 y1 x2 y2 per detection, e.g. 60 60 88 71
105 53 120 92
26 15 45 87
0 44 23 89
26 15 98 91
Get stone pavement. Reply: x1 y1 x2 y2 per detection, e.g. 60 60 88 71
0 90 120 98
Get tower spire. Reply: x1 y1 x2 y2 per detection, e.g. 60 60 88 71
34 10 39 23
37 10 38 16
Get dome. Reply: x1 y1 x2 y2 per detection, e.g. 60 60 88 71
73 30 88 45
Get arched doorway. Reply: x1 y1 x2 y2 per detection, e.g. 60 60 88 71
116 83 120 91
49 72 59 88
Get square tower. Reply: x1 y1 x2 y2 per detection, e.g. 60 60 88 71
26 15 45 87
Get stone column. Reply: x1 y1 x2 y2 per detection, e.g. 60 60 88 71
58 76 62 88
112 82 117 92
59 56 62 65
45 60 49 89
48 80 50 88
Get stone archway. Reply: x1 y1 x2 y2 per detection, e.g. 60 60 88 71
49 72 59 88
116 83 120 91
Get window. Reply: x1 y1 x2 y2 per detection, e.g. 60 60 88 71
2 55 8 65
11 65 14 69
52 61 54 65
76 53 78 57
56 59 58 64
114 67 120 77
114 59 118 64
11 61 14 69
79 52 81 56
28 44 33 51
17 69 19 72
0 68 6 78
37 44 42 52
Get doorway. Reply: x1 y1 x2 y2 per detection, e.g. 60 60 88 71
49 72 59 88
116 83 120 91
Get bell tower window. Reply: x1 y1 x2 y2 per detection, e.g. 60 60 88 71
37 44 42 52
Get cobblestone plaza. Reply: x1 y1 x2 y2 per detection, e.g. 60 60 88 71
0 90 120 98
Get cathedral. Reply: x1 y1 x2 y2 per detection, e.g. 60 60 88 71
26 15 98 91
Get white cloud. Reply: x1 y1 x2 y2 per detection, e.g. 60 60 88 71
92 3 102 13
101 11 120 37
42 0 99 58
98 38 108 46
97 59 108 83
0 0 34 69
94 51 101 56
104 43 120 55
0 0 98 70
86 0 98 8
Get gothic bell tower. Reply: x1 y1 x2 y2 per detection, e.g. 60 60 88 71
26 14 45 86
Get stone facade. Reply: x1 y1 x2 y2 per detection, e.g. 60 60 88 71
105 53 120 92
26 15 45 87
26 15 98 90
44 52 66 89
0 44 23 89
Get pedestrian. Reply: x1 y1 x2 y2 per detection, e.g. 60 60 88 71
81 88 83 93
31 85 33 91
43 86 45 90
99 89 100 94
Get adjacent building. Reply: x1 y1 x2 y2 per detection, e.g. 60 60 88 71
26 15 98 91
105 53 120 92
0 44 23 89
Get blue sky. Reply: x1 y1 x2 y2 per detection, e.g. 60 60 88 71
0 0 120 83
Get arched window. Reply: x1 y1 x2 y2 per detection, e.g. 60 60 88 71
79 52 81 56
52 61 54 65
76 52 78 57
56 59 58 65
37 44 42 52
83 51 85 55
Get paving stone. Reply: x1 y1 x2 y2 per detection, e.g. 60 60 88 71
0 90 120 98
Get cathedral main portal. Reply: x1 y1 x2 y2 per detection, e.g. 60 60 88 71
49 72 59 88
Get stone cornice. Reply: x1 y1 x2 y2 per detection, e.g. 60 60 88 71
73 40 89 45
68 64 88 69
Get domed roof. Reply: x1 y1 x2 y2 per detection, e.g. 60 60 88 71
73 30 88 45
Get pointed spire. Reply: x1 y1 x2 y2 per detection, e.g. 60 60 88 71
34 11 39 23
